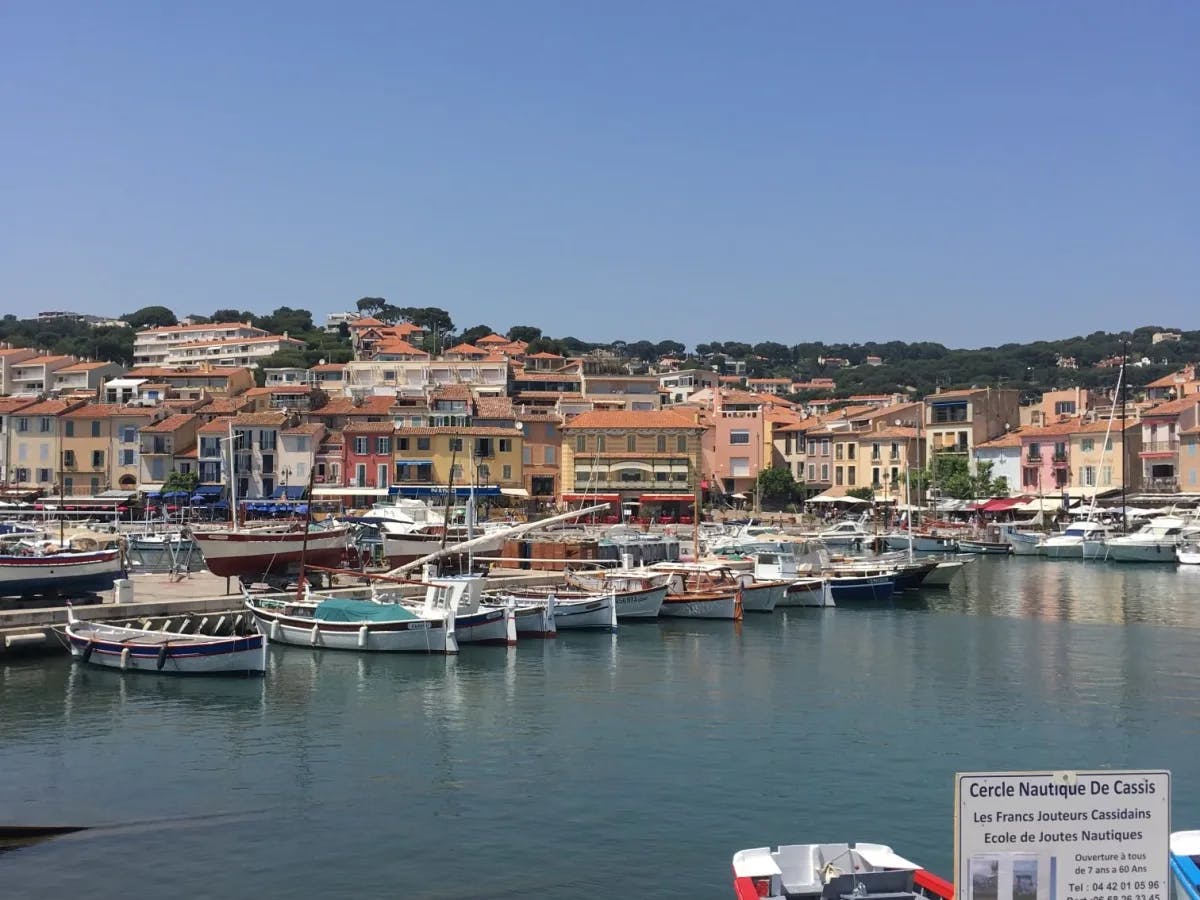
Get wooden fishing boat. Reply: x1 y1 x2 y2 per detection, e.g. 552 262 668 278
731 841 954 900
488 588 618 631
244 584 459 654
653 568 743 620
194 524 350 578
0 546 123 597
63 607 265 676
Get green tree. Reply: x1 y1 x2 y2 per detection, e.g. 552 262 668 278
459 324 495 345
121 305 177 329
163 470 198 495
757 467 799 508
356 297 387 315
846 486 876 502
507 325 542 343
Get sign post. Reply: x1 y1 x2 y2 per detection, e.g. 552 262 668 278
956 771 1170 900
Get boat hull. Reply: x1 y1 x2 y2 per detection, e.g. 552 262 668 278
246 604 453 653
777 578 831 608
659 594 742 620
921 561 965 587
1006 531 1044 555
739 582 783 613
956 540 1011 555
827 574 895 604
65 626 265 676
614 584 666 619
194 528 349 578
0 549 123 597
1105 541 1179 563
383 532 504 568
455 607 514 645
552 596 617 631
509 603 556 637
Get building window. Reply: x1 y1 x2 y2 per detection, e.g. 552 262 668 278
355 464 366 485
91 421 101 437
730 430 750 445
1101 466 1112 486
499 439 512 452
63 450 76 467
820 464 828 481
808 464 815 481
40 418 51 433
121 449 135 466
871 443 881 461
821 440 830 457
354 437 369 455
398 437 409 451
835 466 843 486
544 446 555 465
1081 466 1095 486
522 446 532 465
377 437 391 454
847 444 856 460
262 454 274 475
931 403 968 423
657 435 667 452
90 477 100 493
872 467 881 486
835 444 843 460
576 435 586 452
1054 401 1077 416
378 464 388 487
502 464 512 480
449 438 463 452
627 435 637 452
17 418 28 433
1081 438 1094 452
92 450 104 468
37 468 51 483
260 430 276 451
417 437 430 451
63 477 73 493
677 435 687 452
452 464 463 480
597 435 606 451
64 421 74 437
848 467 856 485
122 426 137 444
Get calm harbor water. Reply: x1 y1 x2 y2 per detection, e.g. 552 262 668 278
3 557 1200 899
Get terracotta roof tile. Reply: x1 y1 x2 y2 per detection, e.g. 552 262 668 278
141 413 199 433
344 421 397 434
231 411 290 427
1144 396 1200 417
63 403 157 419
57 361 119 372
476 333 510 344
562 409 703 430
0 398 37 414
11 399 84 416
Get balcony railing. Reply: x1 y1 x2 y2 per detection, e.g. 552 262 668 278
577 479 691 490
934 445 968 454
1144 476 1179 493
1025 453 1042 464
1140 440 1179 454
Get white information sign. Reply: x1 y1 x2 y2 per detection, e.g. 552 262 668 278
956 771 1170 900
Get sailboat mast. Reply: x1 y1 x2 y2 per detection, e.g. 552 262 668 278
295 465 316 599
228 419 238 529
440 441 458 553
58 448 65 547
1120 341 1128 534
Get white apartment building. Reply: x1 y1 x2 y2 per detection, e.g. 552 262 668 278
134 323 304 368
344 359 508 399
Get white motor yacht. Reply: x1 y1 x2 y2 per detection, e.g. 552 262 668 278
1041 520 1110 560
1104 516 1200 563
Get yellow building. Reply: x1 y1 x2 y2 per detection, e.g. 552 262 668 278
560 409 704 520
392 426 525 496
1068 419 1142 494
6 399 85 492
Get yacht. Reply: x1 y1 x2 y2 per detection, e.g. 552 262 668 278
1041 520 1110 560
1104 515 1200 563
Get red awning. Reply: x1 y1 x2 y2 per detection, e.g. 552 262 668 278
974 496 1027 513
640 494 695 503
561 493 620 502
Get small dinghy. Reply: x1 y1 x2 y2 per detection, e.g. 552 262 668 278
731 841 953 900
63 608 265 676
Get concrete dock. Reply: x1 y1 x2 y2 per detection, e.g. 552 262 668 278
0 568 571 657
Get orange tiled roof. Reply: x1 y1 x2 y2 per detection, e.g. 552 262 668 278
57 361 117 372
1144 396 1200 417
63 403 157 419
0 398 37 414
231 411 290 427
345 421 397 434
562 409 703 430
445 342 485 355
141 413 198 433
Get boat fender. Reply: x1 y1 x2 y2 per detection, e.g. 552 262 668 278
310 624 320 646
269 619 281 641
120 648 131 670
357 625 368 648
156 643 169 671
80 640 95 664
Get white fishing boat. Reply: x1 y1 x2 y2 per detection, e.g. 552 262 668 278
726 541 831 607
655 567 743 620
1005 529 1045 555
1104 516 1200 563
0 544 123 597
809 520 872 549
1179 542 1200 566
63 607 265 676
375 576 515 645
920 558 971 587
489 588 618 631
563 569 668 618
652 562 784 613
731 841 953 900
1041 520 1110 560
244 580 460 654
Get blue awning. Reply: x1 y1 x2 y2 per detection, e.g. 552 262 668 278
273 486 306 499
194 485 224 496
395 459 433 466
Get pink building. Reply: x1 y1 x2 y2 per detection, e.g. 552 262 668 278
1018 420 1080 494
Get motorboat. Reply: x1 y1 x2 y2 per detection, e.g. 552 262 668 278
1104 516 1200 563
1179 542 1200 566
810 520 872 549
731 841 953 900
64 607 265 676
1041 520 1110 560
1004 529 1045 555
723 541 832 607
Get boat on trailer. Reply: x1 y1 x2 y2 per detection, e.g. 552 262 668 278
731 841 954 900
63 607 265 676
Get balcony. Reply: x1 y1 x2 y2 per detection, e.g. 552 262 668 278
1024 453 1042 465
934 445 968 455
1140 440 1179 456
1052 452 1068 468
1144 476 1179 493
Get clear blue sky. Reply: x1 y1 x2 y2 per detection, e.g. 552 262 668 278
2 1 1196 349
